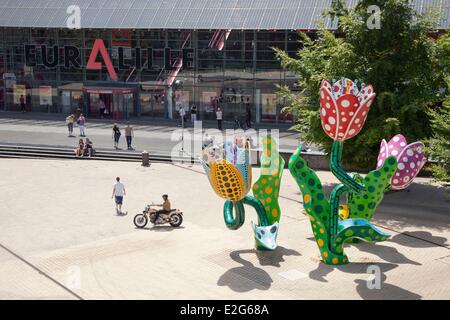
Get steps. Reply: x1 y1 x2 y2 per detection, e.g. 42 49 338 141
0 144 199 164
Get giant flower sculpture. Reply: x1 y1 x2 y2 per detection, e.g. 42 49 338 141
319 78 376 141
289 78 396 265
201 135 284 250
202 140 252 202
377 134 426 190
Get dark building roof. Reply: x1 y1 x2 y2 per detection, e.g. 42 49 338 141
0 0 448 30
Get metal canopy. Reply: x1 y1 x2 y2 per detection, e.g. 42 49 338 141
0 0 448 30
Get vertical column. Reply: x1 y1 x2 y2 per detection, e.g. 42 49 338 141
167 86 173 119
81 30 87 115
253 30 258 123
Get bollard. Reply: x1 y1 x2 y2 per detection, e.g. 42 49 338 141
142 151 150 167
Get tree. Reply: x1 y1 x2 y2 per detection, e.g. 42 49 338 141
425 32 450 186
275 0 447 168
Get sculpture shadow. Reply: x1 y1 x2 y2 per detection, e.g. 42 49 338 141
217 246 301 292
353 242 421 265
390 231 448 248
310 262 422 299
309 261 397 283
355 272 422 300
306 236 421 265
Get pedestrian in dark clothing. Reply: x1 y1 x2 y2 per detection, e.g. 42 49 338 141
190 105 197 123
112 123 121 149
19 95 26 113
26 94 31 110
83 138 94 157
245 101 252 128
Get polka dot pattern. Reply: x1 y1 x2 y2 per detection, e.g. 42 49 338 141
348 156 397 220
289 144 392 266
288 146 351 265
319 87 338 139
376 134 426 190
210 160 246 201
320 79 375 141
253 135 285 225
201 140 253 200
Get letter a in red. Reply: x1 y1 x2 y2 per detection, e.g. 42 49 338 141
86 39 118 80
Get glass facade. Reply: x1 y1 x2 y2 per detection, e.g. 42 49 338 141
0 27 303 123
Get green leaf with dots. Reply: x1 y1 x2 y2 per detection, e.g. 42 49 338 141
252 135 285 225
348 156 398 220
288 146 330 229
333 218 390 253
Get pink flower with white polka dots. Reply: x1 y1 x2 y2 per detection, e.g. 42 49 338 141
376 134 426 190
319 78 376 141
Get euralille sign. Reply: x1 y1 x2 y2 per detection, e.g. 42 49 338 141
24 39 195 81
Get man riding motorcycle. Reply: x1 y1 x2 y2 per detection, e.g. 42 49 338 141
153 194 171 223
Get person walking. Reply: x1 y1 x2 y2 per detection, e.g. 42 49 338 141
245 100 252 129
65 114 75 137
125 122 134 150
178 105 186 127
19 95 26 113
216 106 223 130
190 104 197 123
112 123 121 149
77 113 86 137
111 177 127 215
75 106 82 118
99 98 106 118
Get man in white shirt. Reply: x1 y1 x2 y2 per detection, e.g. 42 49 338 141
111 177 126 215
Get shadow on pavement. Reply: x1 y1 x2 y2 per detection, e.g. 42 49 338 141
135 226 186 232
355 272 422 300
305 237 421 265
309 261 398 283
309 261 422 299
217 246 301 292
390 231 449 248
353 242 421 265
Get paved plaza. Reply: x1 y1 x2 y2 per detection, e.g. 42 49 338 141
0 158 449 299
0 112 309 156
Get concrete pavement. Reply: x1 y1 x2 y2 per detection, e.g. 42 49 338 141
0 158 449 299
0 111 311 156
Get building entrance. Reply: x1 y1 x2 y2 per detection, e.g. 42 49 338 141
84 87 135 120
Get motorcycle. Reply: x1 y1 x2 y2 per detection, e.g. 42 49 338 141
133 203 183 228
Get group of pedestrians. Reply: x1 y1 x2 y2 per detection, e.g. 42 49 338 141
74 137 94 158
112 122 134 150
177 104 252 131
178 104 198 127
65 113 86 137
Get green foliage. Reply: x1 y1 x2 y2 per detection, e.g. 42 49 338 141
275 0 448 168
425 99 450 185
425 31 450 186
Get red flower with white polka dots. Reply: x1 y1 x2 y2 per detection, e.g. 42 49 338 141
319 78 376 141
